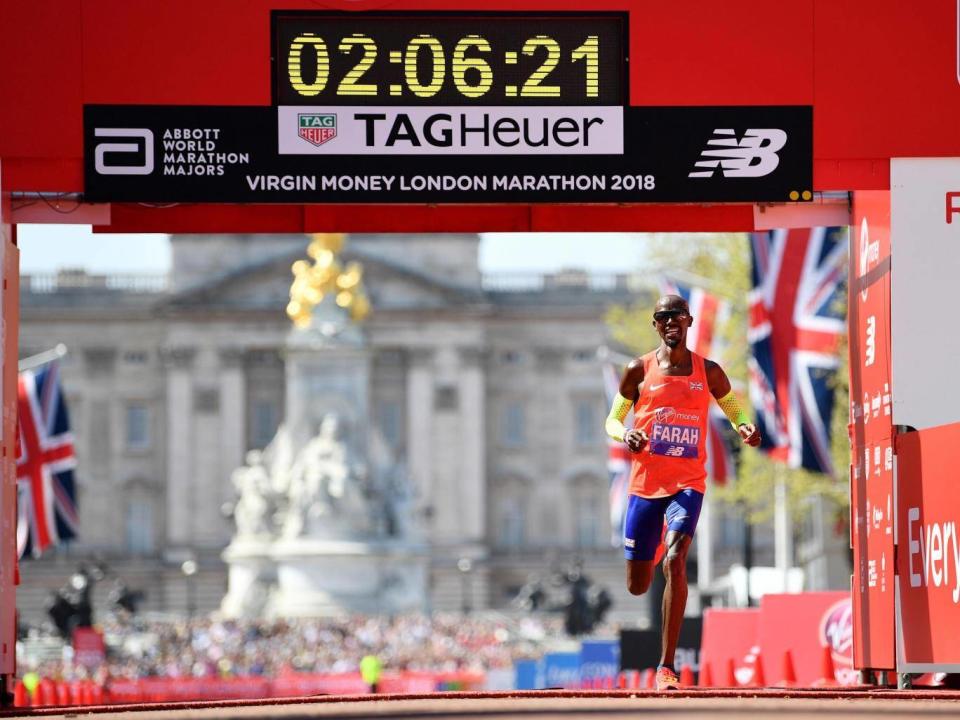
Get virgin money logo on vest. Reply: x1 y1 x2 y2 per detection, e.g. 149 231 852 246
655 407 700 423
655 407 676 423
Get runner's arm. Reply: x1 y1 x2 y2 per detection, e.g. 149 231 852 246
605 358 646 448
705 360 761 446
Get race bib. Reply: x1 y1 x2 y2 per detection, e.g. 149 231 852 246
649 408 701 458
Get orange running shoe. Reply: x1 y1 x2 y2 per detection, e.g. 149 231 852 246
655 666 680 690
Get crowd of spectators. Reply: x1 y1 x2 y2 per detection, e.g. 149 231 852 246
20 612 618 683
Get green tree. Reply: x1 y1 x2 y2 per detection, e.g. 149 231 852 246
605 233 850 526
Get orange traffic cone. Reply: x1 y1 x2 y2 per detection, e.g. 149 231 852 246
640 668 655 689
724 658 738 687
38 678 56 706
80 680 94 705
55 681 70 706
13 680 28 707
680 665 694 686
750 652 766 687
776 650 797 687
698 660 713 687
813 645 838 687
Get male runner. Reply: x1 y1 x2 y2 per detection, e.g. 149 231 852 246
605 294 761 690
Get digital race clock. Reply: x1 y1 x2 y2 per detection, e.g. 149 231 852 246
271 12 627 106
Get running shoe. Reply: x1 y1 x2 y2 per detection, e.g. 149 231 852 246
655 666 680 690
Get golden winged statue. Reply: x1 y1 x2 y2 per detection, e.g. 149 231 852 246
287 233 371 328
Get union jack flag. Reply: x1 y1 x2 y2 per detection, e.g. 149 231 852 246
603 362 631 547
660 278 734 485
748 228 847 474
16 361 78 558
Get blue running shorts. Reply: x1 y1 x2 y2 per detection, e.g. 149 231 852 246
623 489 704 561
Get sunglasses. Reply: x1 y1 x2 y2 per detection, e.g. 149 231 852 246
653 309 689 323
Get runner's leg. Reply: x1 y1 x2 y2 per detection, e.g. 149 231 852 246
659 490 704 669
660 530 691 669
624 494 667 595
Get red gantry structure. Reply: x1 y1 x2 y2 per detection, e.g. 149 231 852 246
2 0 960 702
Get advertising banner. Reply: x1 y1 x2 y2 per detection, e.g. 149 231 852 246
757 592 855 685
699 607 760 683
83 105 812 204
896 423 960 672
541 652 581 689
579 640 620 683
72 627 106 668
849 190 895 670
513 659 540 691
891 159 960 431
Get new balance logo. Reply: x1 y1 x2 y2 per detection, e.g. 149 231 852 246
665 446 685 457
688 129 788 178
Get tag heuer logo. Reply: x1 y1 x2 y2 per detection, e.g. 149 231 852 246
299 114 336 147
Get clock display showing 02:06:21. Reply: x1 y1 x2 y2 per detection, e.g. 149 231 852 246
284 32 603 102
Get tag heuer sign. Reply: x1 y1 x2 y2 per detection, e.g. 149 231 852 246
299 113 336 146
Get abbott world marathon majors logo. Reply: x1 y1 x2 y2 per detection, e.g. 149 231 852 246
93 127 251 177
279 106 623 155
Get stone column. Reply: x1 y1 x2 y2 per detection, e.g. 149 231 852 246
458 348 486 542
162 346 196 549
406 349 434 528
218 347 246 493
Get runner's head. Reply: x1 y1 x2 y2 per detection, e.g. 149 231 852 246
652 295 692 349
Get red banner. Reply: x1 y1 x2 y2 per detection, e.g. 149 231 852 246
103 670 486 704
699 608 760 683
849 190 895 670
72 627 106 668
896 424 960 671
756 592 855 686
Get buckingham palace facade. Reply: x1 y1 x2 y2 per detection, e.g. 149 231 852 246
17 233 769 623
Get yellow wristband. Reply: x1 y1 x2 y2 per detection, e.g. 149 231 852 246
717 390 750 429
605 393 632 442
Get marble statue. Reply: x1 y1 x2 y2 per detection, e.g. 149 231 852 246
230 450 274 539
222 234 427 617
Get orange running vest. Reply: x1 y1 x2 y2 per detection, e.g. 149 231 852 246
628 350 711 498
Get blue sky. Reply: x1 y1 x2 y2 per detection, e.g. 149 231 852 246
16 225 648 275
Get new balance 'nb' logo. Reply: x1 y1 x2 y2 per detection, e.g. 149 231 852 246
665 446 685 457
689 129 788 179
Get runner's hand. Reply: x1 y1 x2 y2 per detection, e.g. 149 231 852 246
738 423 761 447
624 429 649 453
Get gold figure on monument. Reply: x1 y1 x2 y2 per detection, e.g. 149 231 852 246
287 233 371 328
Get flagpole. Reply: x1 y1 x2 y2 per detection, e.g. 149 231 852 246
18 343 67 372
774 462 793 585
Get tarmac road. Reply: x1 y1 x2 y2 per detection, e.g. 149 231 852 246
6 690 960 720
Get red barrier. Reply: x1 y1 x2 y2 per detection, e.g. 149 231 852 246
17 670 489 706
700 608 761 686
